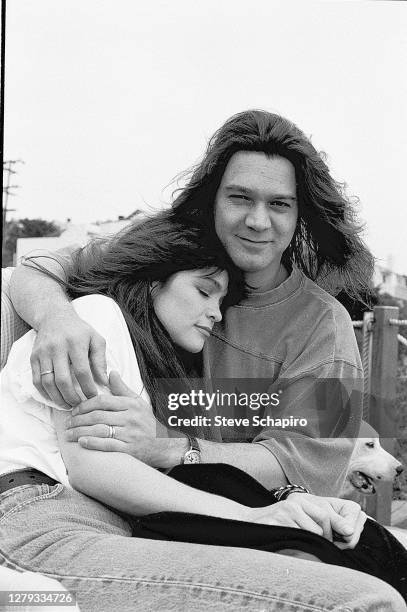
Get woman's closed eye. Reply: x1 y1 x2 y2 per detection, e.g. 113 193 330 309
198 287 224 306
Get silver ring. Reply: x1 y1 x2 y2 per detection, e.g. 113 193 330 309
108 425 116 439
40 369 54 376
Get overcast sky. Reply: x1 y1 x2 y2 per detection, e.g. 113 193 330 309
4 0 407 273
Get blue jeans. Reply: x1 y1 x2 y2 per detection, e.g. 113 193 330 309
0 483 405 611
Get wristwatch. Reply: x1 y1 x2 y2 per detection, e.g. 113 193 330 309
273 484 310 502
181 435 201 464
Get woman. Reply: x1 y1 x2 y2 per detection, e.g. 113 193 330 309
1 215 406 604
1 214 244 497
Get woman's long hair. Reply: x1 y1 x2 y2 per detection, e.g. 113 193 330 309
25 212 245 437
171 109 375 303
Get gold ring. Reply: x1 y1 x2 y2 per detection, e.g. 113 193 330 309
40 369 54 376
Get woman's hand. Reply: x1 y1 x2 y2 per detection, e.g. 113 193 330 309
31 305 108 407
241 493 367 549
66 371 175 468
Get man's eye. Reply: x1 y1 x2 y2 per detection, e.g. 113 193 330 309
231 194 249 201
198 289 210 298
270 200 289 208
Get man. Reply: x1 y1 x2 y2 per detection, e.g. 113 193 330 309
10 110 371 495
4 110 404 611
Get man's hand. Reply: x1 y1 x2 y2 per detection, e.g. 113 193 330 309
66 371 183 468
322 496 368 549
31 305 108 407
278 493 366 549
242 493 366 549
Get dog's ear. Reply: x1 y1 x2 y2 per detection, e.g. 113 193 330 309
359 421 379 438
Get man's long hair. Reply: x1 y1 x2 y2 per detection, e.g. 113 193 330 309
172 109 374 302
26 212 245 437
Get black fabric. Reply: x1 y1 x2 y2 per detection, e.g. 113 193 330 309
124 464 407 601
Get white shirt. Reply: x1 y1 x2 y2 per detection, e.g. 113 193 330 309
0 295 150 485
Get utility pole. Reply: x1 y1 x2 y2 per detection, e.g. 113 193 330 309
2 159 24 229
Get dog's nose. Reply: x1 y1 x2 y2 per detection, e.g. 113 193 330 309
396 465 404 475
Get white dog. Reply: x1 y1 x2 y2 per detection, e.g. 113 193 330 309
341 421 404 499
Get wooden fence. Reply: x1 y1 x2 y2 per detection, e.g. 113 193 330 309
353 306 407 524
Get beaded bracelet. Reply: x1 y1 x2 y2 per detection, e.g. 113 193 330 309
273 484 310 502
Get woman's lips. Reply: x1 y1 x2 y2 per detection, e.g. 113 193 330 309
195 325 211 336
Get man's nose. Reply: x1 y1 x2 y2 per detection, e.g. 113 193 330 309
245 203 271 231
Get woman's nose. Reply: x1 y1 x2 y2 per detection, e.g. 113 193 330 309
245 203 271 231
208 301 222 323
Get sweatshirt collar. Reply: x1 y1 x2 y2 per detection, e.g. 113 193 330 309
237 265 303 308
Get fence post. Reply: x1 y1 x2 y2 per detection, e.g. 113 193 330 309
367 305 399 525
361 310 374 421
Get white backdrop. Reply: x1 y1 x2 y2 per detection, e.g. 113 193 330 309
4 0 407 272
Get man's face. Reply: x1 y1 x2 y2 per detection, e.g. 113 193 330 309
214 151 298 288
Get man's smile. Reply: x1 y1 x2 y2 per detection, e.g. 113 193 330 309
237 235 272 246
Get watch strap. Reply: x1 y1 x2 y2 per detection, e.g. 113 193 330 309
187 435 200 453
181 435 201 464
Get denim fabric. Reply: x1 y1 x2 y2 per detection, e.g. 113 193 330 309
0 484 405 612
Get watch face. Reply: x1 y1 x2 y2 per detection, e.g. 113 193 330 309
184 450 201 464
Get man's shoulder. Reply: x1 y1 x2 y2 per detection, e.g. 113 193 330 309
300 275 353 327
211 271 359 370
229 270 353 327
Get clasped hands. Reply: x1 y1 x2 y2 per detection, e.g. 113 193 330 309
243 494 367 550
65 371 175 468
